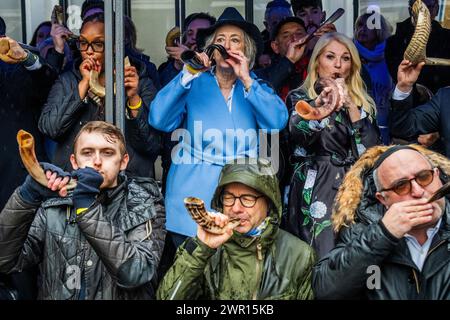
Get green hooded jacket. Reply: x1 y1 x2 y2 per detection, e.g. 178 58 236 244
157 159 316 300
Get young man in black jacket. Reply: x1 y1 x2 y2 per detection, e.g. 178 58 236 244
0 121 166 299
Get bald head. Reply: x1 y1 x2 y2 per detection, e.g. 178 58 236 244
376 149 433 190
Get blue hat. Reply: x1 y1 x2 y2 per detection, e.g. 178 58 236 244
196 7 263 57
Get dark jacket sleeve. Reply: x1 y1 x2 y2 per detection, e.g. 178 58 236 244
27 58 59 106
125 73 162 158
312 221 399 299
44 48 65 74
0 189 45 274
147 184 166 266
254 57 295 93
75 200 161 289
352 114 381 150
389 88 444 140
38 72 85 141
158 60 181 88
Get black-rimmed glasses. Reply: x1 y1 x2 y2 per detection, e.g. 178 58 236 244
222 192 264 208
76 39 105 52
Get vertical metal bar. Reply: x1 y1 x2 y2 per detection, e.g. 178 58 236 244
125 0 131 17
115 0 125 131
175 0 180 27
180 0 186 31
20 0 27 43
104 0 115 124
354 0 359 25
245 0 254 23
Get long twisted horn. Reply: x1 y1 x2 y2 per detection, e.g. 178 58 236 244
405 0 450 66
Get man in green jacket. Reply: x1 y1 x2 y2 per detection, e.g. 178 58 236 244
157 158 316 300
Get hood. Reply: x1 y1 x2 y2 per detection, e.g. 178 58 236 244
211 158 282 224
332 144 450 232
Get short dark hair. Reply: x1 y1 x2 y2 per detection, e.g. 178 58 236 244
184 12 216 30
291 0 323 14
74 121 127 156
267 0 291 10
29 21 51 46
270 16 306 40
80 12 104 32
81 0 104 20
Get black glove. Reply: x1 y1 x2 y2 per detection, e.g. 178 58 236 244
71 167 104 214
19 162 71 204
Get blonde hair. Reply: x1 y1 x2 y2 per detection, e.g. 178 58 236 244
204 26 257 69
301 32 376 117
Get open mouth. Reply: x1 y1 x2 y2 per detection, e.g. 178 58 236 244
331 73 341 79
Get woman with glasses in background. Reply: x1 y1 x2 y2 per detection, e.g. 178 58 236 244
38 12 161 180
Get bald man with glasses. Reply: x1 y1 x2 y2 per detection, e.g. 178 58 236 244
312 145 450 300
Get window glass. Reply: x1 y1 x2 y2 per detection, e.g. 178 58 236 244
1 0 23 41
131 0 176 67
185 0 245 24
358 0 411 34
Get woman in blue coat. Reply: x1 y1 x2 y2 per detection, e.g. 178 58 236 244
149 7 288 245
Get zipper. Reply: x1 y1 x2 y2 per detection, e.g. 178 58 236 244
426 240 446 258
409 240 445 297
412 269 420 294
252 242 263 300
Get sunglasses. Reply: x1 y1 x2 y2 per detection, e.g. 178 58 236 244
379 169 435 195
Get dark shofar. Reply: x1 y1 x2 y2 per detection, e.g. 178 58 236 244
17 130 77 190
405 0 450 66
184 197 240 234
427 182 450 203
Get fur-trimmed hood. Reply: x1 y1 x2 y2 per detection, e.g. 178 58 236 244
332 144 450 232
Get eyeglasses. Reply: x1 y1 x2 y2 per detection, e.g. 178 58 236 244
222 192 264 208
76 39 105 52
379 169 435 195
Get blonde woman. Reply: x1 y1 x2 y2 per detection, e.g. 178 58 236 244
282 32 380 258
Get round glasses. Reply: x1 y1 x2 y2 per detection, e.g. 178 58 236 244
379 169 435 195
222 193 263 208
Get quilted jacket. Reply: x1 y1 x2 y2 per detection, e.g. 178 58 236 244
0 174 166 300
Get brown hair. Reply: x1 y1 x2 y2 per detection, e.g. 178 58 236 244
73 121 127 156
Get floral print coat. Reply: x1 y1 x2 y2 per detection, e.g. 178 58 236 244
282 88 379 258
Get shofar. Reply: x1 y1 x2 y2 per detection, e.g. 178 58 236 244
184 197 241 234
89 56 132 98
294 78 341 120
17 130 77 189
405 0 450 66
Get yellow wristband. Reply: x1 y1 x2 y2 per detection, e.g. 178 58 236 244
127 98 142 110
76 208 88 215
186 64 202 75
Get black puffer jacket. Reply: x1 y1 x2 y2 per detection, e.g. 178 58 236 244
0 175 166 300
38 57 161 178
312 172 450 300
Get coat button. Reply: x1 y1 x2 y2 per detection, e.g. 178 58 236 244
86 260 93 267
